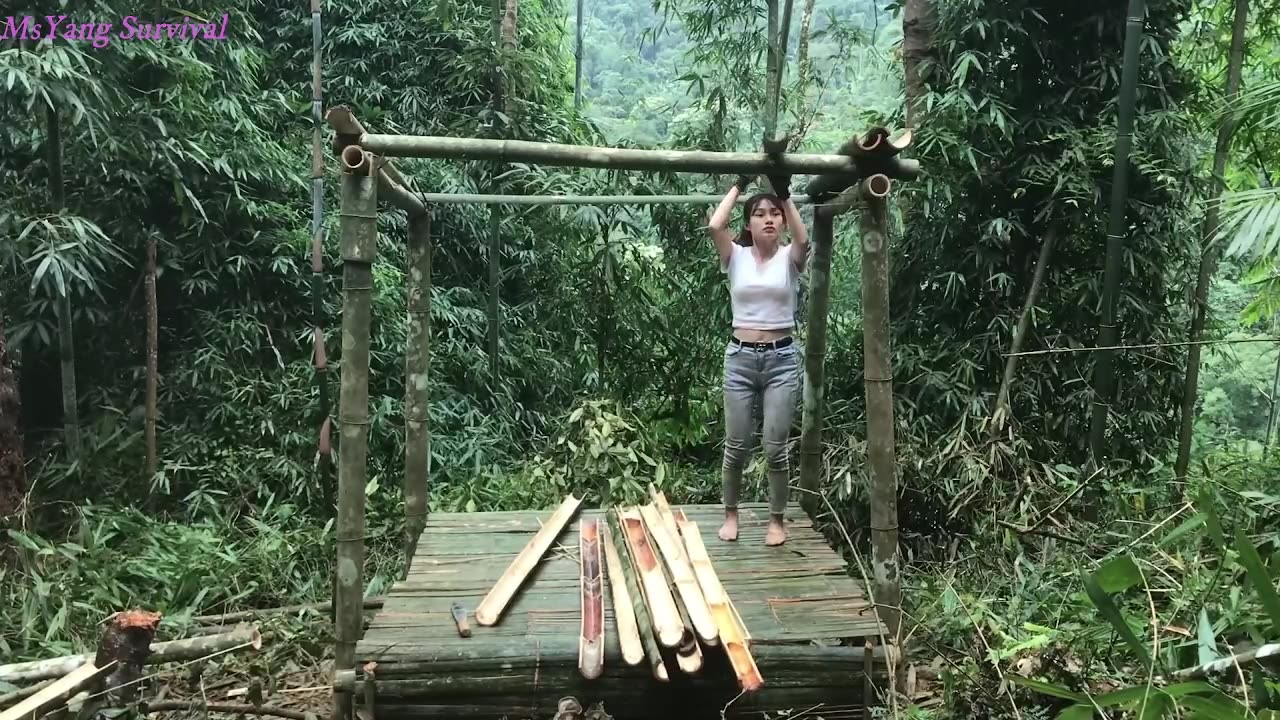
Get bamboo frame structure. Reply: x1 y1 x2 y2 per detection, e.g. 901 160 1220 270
323 103 921 717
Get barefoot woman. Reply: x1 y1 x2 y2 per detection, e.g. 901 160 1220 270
707 172 808 546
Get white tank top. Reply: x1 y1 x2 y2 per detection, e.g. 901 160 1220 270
721 243 800 330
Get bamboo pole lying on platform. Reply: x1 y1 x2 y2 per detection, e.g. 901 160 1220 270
677 519 763 692
615 507 684 649
606 511 668 681
578 518 605 679
474 494 583 626
638 503 717 646
600 524 645 667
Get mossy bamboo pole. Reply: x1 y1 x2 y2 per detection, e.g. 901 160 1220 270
1087 0 1146 463
1175 0 1250 482
382 192 814 206
403 212 432 577
310 0 332 514
355 133 914 176
798 206 835 519
334 150 378 720
763 0 779 140
606 510 668 682
859 176 899 639
573 0 584 108
145 230 158 479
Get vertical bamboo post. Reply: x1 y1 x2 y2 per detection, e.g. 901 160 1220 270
1087 0 1145 463
859 176 899 639
486 0 504 384
798 207 834 519
403 212 432 577
334 149 377 720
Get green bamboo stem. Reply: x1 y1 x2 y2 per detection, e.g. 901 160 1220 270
1087 0 1146 463
859 180 899 639
1174 0 1250 482
990 227 1057 435
335 158 377 718
607 510 666 681
404 213 432 578
573 0 584 108
798 207 835 518
46 104 79 461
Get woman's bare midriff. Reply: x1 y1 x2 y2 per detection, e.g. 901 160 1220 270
733 327 793 342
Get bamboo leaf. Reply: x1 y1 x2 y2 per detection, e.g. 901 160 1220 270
1093 555 1143 593
1197 608 1217 666
1008 675 1086 702
1233 527 1280 633
1054 705 1094 720
1083 572 1151 667
1194 486 1226 552
1180 694 1249 719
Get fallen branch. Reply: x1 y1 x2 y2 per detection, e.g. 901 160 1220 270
0 626 261 684
138 701 310 720
191 598 384 625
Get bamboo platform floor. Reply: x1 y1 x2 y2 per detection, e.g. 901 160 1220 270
352 502 887 720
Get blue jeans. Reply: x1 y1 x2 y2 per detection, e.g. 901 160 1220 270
721 338 801 515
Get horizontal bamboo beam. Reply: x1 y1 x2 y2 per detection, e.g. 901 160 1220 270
353 132 918 176
327 107 427 218
386 192 815 206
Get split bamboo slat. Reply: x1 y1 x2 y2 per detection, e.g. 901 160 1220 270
474 494 582 626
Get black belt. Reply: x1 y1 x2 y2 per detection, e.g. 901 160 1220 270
731 336 794 351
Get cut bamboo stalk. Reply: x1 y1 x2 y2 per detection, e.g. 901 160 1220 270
676 519 763 692
0 626 262 684
670 502 747 640
636 506 702 674
0 660 115 720
638 503 717 646
578 518 604 680
607 511 669 681
615 507 684 648
600 524 645 666
474 494 583 626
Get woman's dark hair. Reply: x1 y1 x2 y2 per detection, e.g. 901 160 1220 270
735 192 787 246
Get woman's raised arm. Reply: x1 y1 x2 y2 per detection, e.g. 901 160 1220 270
709 175 753 266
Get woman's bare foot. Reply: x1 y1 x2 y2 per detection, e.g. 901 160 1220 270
719 509 739 541
764 515 787 546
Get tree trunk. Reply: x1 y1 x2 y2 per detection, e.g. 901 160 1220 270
860 183 899 640
47 104 80 460
990 227 1057 435
502 0 517 49
0 318 26 519
145 233 158 479
310 0 332 512
901 0 935 129
1087 0 1146 464
763 0 780 139
1173 0 1250 482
